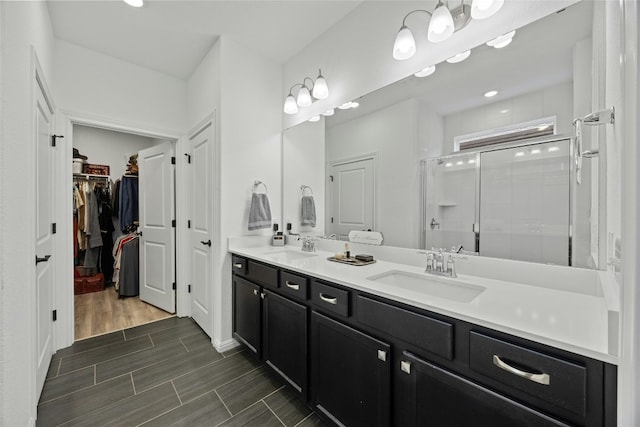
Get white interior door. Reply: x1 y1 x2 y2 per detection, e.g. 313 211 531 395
138 141 176 313
35 79 55 394
189 122 213 337
329 158 375 240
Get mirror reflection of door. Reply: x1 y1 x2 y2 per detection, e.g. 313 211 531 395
328 158 374 240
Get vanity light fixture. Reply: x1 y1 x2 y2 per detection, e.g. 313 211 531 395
486 30 516 48
446 50 471 64
484 90 498 98
123 0 143 7
322 109 335 116
283 69 330 115
393 0 504 60
414 65 436 77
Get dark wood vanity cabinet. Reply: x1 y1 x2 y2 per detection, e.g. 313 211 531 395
231 255 617 427
311 311 391 427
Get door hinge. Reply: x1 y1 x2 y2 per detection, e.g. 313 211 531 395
171 219 176 228
172 282 176 290
331 217 334 223
184 153 191 163
51 134 64 147
52 310 57 322
329 175 334 182
51 223 57 234
188 284 192 293
187 220 191 229
171 156 176 165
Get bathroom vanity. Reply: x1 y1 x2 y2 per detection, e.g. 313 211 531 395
229 240 617 427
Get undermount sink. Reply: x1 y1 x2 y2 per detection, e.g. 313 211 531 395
263 249 318 263
366 270 486 303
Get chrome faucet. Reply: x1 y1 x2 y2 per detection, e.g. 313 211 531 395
419 250 456 278
298 236 317 252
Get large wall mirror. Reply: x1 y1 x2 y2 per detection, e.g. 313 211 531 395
283 0 602 269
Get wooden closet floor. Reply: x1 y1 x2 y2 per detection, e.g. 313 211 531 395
75 288 174 340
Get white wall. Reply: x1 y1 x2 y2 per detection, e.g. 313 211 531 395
187 41 221 127
0 2 56 425
282 1 579 128
283 119 325 236
326 99 419 248
73 125 166 181
54 39 188 135
213 36 282 348
442 81 574 153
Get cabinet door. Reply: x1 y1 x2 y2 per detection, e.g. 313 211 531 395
311 311 390 427
396 351 569 427
263 290 308 396
232 276 262 356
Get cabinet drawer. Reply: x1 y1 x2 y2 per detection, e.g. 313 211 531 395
247 260 279 290
311 281 350 318
356 295 453 360
231 255 247 276
280 271 308 301
469 332 587 417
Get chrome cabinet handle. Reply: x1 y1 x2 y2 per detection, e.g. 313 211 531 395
253 289 258 296
285 281 300 290
233 263 243 269
261 292 266 300
492 355 550 386
319 293 338 305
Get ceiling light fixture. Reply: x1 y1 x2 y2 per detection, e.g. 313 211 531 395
322 109 335 116
393 0 503 60
446 50 471 64
350 101 360 108
414 65 436 77
486 30 516 48
308 116 321 123
123 0 143 7
338 102 354 110
283 69 330 115
484 90 498 98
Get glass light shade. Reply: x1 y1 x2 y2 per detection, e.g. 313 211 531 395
446 50 471 63
414 65 436 77
322 109 335 116
283 95 298 114
123 0 143 6
296 85 312 107
471 0 504 20
308 116 321 123
428 3 455 43
486 30 516 48
312 74 329 99
393 26 416 60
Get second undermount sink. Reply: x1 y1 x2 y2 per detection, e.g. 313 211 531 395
366 270 486 303
263 249 318 263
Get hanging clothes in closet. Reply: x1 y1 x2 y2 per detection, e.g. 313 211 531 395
119 175 139 232
112 229 139 297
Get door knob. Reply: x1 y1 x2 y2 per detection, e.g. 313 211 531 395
35 255 51 265
200 240 212 247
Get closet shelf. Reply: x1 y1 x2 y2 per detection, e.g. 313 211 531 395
74 173 110 180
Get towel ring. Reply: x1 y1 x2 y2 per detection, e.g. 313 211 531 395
253 180 268 194
300 185 313 196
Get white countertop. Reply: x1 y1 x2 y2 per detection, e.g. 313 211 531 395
228 238 619 365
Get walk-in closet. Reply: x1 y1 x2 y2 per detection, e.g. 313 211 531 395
71 125 175 340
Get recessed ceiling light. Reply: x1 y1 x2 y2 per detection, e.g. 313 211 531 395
531 148 541 154
484 90 498 98
338 102 353 110
308 116 320 122
456 161 464 166
322 109 335 116
414 65 436 78
548 146 559 152
515 151 525 157
446 50 471 64
445 162 453 167
123 0 143 7
468 159 476 164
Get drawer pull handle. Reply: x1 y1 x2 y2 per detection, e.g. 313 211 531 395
319 293 338 305
233 263 243 269
492 355 550 386
253 289 258 296
285 281 300 290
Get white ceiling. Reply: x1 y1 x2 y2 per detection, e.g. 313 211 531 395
47 0 363 80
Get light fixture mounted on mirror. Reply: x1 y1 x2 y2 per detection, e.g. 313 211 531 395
393 0 504 60
283 69 329 115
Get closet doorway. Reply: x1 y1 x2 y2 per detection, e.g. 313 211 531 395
72 125 176 340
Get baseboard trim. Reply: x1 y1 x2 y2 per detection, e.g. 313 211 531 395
213 337 241 353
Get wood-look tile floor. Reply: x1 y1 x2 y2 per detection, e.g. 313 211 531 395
75 288 174 340
38 317 328 427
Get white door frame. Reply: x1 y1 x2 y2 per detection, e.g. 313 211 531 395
54 111 188 349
